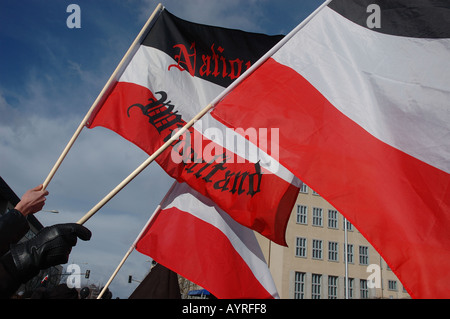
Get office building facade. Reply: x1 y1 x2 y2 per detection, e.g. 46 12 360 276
257 183 411 299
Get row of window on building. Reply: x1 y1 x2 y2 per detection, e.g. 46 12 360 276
296 204 354 230
295 237 370 265
294 272 402 299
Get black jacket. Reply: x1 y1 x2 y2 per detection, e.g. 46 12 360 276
0 209 30 298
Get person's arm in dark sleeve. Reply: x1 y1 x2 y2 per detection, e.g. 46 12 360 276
0 209 29 256
0 252 22 298
0 223 91 299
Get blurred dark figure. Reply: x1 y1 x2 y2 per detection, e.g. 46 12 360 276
129 263 181 299
30 284 79 299
80 286 91 299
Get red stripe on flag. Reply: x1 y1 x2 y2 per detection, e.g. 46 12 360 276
212 58 450 298
136 207 275 299
88 81 298 246
87 82 161 147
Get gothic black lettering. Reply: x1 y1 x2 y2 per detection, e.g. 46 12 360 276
127 91 183 133
213 171 235 193
203 161 227 183
247 161 263 196
168 42 252 81
127 90 263 198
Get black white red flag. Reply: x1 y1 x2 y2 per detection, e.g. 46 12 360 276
212 0 450 298
135 182 279 299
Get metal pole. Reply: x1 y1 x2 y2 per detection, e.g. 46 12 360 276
344 217 349 299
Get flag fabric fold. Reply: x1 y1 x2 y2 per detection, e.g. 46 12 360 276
135 182 279 299
86 7 301 246
211 0 450 299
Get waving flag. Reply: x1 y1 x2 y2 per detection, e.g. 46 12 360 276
136 182 279 299
86 7 300 246
211 0 450 298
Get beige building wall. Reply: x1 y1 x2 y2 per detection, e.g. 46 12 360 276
257 183 411 299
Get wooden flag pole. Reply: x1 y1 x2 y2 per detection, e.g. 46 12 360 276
76 103 213 225
42 3 164 190
208 0 332 107
97 244 134 299
96 182 177 299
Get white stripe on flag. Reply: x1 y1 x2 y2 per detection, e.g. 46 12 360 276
121 45 302 183
273 7 450 173
162 182 280 299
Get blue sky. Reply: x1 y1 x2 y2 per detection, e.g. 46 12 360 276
0 0 322 299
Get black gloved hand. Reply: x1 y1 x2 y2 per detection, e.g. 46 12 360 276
9 223 92 283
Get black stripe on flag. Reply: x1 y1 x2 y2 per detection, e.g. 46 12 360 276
143 9 284 88
329 0 450 38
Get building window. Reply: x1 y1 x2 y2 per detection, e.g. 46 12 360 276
360 279 369 299
345 278 354 299
312 207 323 226
328 241 339 262
328 276 338 299
346 244 354 263
311 274 322 299
312 190 320 196
295 237 307 258
299 183 308 194
296 205 307 225
312 239 323 260
388 280 398 291
359 246 369 265
328 209 338 229
343 218 353 231
294 272 305 299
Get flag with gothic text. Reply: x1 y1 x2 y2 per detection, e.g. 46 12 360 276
86 8 301 246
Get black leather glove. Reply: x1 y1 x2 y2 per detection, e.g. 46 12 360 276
8 223 92 283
